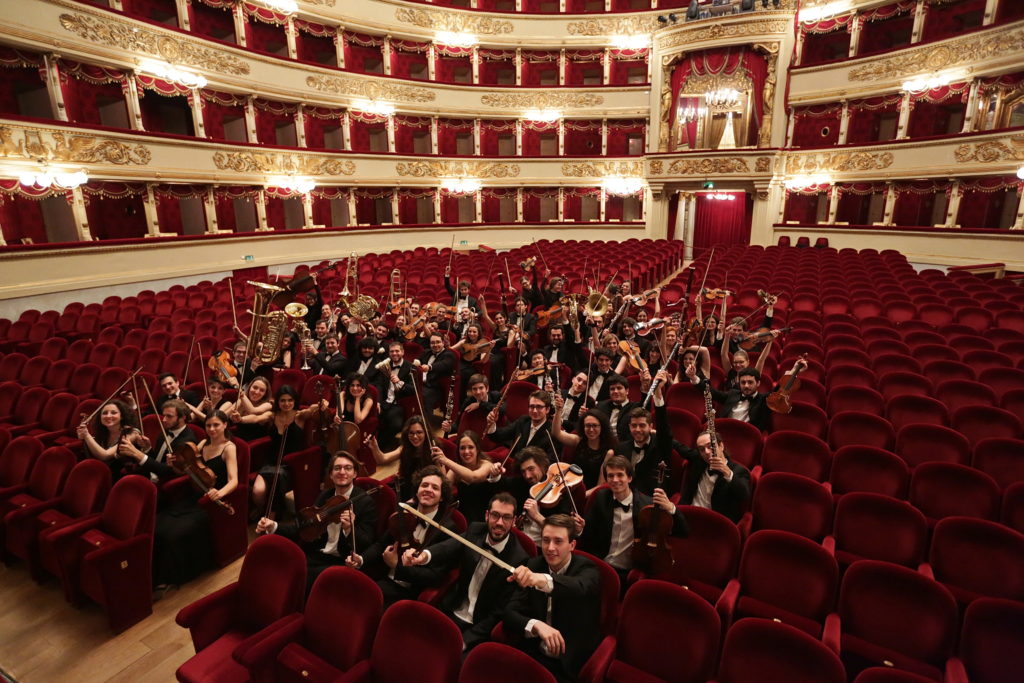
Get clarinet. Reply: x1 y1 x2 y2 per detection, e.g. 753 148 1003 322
641 337 684 409
703 383 718 453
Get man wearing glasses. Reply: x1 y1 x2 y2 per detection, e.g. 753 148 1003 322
486 389 555 459
400 492 530 651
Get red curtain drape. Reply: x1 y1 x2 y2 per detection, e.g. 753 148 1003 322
200 89 247 141
302 106 344 149
783 188 828 224
154 185 207 235
609 49 648 85
606 120 646 156
791 104 843 147
437 118 475 155
82 182 148 240
396 188 434 224
563 120 602 156
479 120 515 156
0 60 46 117
253 98 296 146
521 120 558 156
310 187 348 227
892 180 950 226
121 0 178 23
956 176 1021 229
858 1 917 55
522 188 558 222
188 1 234 43
997 0 1024 22
846 94 903 144
906 82 969 138
477 49 513 86
348 111 387 152
390 39 429 80
242 3 288 55
800 14 853 65
59 60 129 126
294 21 337 66
213 186 260 232
393 115 431 154
481 188 516 223
563 187 601 221
521 51 559 86
0 187 56 244
344 32 384 73
836 182 887 224
564 50 604 86
921 0 986 43
693 192 750 253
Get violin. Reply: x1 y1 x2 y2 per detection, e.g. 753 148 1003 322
296 486 381 542
757 289 779 306
520 256 537 271
527 462 584 511
461 339 497 362
635 318 667 337
618 339 648 372
512 365 548 381
535 304 564 330
171 442 234 515
701 287 732 301
269 262 340 309
766 354 808 415
631 462 674 576
736 326 791 352
208 350 238 383
630 288 662 305
387 500 455 555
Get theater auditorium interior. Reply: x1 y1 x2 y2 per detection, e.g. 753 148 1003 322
0 0 1022 680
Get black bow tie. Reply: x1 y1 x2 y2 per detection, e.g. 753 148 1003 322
613 402 624 409
613 500 631 512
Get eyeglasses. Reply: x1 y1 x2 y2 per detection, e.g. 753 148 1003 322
528 404 546 411
488 511 515 523
333 465 355 472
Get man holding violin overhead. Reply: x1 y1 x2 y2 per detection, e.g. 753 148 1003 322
399 491 530 652
117 399 198 487
687 358 808 432
347 465 458 606
445 270 479 313
611 370 673 496
256 452 377 592
486 390 555 460
575 455 688 585
503 513 602 682
544 324 584 374
307 333 345 377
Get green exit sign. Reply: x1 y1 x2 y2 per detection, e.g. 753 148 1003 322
459 240 469 245
243 255 254 261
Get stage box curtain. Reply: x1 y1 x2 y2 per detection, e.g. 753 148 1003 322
477 49 514 86
693 192 750 253
521 188 557 222
348 111 387 153
481 188 515 223
302 106 344 149
892 180 950 226
390 40 429 80
154 185 207 235
846 95 902 144
294 21 337 66
791 104 842 147
956 175 1021 229
858 1 917 55
998 0 1024 22
188 1 234 43
59 60 129 126
563 120 602 156
310 188 348 227
397 189 434 224
799 14 853 66
353 189 389 225
563 187 601 221
521 119 558 156
836 182 887 224
393 115 431 154
253 98 296 146
606 120 646 155
200 89 247 141
0 190 51 244
0 60 46 117
242 3 288 55
906 82 970 138
479 120 515 156
82 182 147 240
783 188 828 224
564 50 604 86
921 0 986 43
343 32 384 74
520 51 559 86
437 118 474 155
137 76 194 136
121 0 177 23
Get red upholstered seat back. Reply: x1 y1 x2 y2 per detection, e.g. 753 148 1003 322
26 446 76 500
834 493 927 568
236 534 307 632
929 518 1024 603
574 550 620 636
61 459 112 517
304 568 382 672
751 473 833 542
460 642 556 683
0 436 44 487
959 598 1024 683
370 601 463 683
739 530 838 624
100 475 157 541
716 618 846 683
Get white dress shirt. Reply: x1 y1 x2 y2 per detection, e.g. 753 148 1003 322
605 492 634 570
453 533 511 625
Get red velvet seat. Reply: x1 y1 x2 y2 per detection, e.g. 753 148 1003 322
911 343 960 366
93 367 131 402
789 377 826 406
951 405 1022 446
758 431 831 482
460 642 556 683
827 386 885 417
65 363 101 397
954 597 1024 683
716 530 838 639
825 366 879 391
872 353 922 378
0 353 28 382
272 369 308 397
769 401 829 440
924 517 1024 608
580 580 720 683
878 372 934 401
853 667 948 682
739 473 834 544
39 359 75 394
935 379 996 412
978 367 1024 403
838 560 958 681
0 445 75 527
20 392 81 444
0 436 45 506
336 600 463 683
825 348 871 368
0 381 22 421
233 567 383 683
634 506 740 604
712 418 762 468
39 474 157 631
895 424 970 468
971 437 1024 489
0 386 50 436
4 459 110 579
833 493 927 570
176 534 308 683
828 411 895 452
712 618 846 683
923 359 975 384
885 395 949 430
909 463 1000 524
18 355 52 386
86 342 118 368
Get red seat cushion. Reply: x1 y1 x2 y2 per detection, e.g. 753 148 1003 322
176 632 249 683
276 642 344 683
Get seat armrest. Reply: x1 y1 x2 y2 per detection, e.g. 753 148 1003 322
918 562 934 580
822 612 841 655
822 534 836 555
176 582 240 651
334 659 371 682
715 578 741 630
578 635 616 683
233 613 305 678
944 656 968 683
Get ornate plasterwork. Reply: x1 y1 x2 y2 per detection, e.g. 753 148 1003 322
395 161 520 178
59 13 249 76
849 26 1024 81
305 75 436 103
786 151 894 174
755 156 773 173
213 152 356 176
395 8 513 35
661 158 751 175
659 20 790 52
566 16 661 36
0 125 151 165
953 136 1024 163
304 0 336 5
480 92 604 108
561 161 644 177
649 160 664 175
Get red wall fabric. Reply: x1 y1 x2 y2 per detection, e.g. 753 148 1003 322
692 192 750 254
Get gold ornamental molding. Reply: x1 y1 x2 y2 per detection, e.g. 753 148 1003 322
561 161 644 177
480 92 604 108
305 75 436 103
212 152 356 176
566 16 662 36
395 8 514 35
59 13 250 76
658 19 791 53
849 25 1024 81
395 161 520 178
953 136 1024 164
303 0 337 5
651 157 752 175
786 151 894 174
0 124 151 165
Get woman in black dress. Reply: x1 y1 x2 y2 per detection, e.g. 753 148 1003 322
550 401 617 493
431 430 502 523
76 398 148 481
250 385 320 519
152 409 238 590
366 415 432 501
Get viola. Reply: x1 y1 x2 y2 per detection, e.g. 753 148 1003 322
296 486 381 542
535 304 564 329
635 318 667 337
737 326 791 352
171 442 234 515
766 354 808 415
208 350 237 382
618 339 648 372
461 339 497 362
631 462 674 576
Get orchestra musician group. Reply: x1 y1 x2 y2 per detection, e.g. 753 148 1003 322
73 247 813 681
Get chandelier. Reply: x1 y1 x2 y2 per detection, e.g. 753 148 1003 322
705 88 742 108
679 106 708 122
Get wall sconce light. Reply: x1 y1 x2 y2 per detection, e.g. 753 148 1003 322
353 100 396 117
268 176 315 193
610 34 650 50
441 178 481 194
435 31 477 47
602 176 645 196
19 169 88 189
522 109 562 122
262 0 298 14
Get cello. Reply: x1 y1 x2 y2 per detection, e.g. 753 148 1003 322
631 462 673 575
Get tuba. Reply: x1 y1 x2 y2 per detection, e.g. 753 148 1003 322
246 282 307 364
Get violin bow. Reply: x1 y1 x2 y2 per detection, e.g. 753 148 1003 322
498 434 522 471
82 366 145 426
228 279 238 331
408 367 435 451
184 333 197 389
544 429 581 518
140 377 175 456
130 373 145 430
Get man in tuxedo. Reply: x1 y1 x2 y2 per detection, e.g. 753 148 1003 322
544 324 583 374
417 333 457 415
689 358 807 432
399 492 530 651
499 447 576 546
256 452 377 592
348 465 456 606
612 370 672 496
116 399 198 486
596 374 640 442
587 351 616 402
343 336 384 381
576 455 688 585
556 372 593 432
445 272 479 314
374 341 415 449
509 297 537 339
678 431 751 523
441 374 501 435
486 389 554 460
155 373 201 417
308 333 345 376
504 514 602 682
